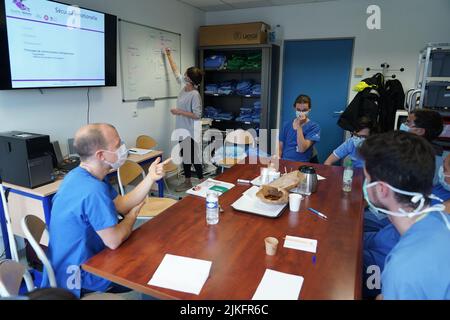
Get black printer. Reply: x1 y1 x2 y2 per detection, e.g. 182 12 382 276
0 131 55 188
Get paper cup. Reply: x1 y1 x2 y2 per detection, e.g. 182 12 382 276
260 167 270 184
264 237 279 256
289 194 303 212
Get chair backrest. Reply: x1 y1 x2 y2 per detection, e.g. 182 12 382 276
81 292 126 300
163 160 178 174
117 160 146 196
136 135 157 149
225 129 255 146
21 215 57 288
0 260 34 297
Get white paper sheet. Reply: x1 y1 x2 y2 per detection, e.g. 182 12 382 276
185 178 235 198
283 235 318 253
148 254 212 295
128 147 153 155
252 269 304 300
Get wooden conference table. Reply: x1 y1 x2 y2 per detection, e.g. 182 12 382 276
83 159 364 300
0 151 164 260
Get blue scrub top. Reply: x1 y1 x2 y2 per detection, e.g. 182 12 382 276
279 119 321 162
382 211 450 299
332 138 364 168
42 167 118 297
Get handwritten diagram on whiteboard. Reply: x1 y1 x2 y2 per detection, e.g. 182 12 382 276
119 20 181 101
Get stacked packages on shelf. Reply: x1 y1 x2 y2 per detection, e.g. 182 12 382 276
203 53 262 71
235 101 261 124
204 106 234 121
204 80 261 97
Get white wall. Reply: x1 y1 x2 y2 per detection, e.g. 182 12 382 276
206 0 450 124
0 0 205 156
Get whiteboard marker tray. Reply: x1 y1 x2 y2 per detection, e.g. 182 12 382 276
231 186 287 218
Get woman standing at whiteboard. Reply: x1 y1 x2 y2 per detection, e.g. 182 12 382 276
165 48 204 191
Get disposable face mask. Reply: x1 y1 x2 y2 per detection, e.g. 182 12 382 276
183 77 191 85
296 111 309 118
352 136 365 148
438 166 450 191
399 123 410 132
183 76 198 89
363 180 445 219
104 144 128 170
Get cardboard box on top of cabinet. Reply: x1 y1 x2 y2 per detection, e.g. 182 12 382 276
199 22 270 46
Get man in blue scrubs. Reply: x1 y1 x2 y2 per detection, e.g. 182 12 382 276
363 153 450 298
324 116 372 169
363 110 444 233
43 123 170 298
279 94 321 162
359 131 450 299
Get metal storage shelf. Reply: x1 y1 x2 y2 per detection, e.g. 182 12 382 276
199 44 280 153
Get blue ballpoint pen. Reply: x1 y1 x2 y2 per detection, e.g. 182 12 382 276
307 208 328 220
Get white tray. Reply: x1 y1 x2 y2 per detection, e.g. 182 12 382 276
231 186 287 218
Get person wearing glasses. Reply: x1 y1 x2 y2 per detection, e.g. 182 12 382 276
324 116 373 168
399 109 444 186
364 110 444 233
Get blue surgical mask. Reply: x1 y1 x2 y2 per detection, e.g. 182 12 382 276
363 179 445 219
438 166 450 191
399 123 410 132
352 136 365 148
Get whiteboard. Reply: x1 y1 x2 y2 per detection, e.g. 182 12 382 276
119 20 182 101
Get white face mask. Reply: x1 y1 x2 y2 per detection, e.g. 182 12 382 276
363 180 449 229
103 143 128 170
183 76 198 89
296 111 309 118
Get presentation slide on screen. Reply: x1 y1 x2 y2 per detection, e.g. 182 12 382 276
5 0 105 88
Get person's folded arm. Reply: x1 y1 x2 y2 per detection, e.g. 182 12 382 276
177 109 201 120
296 127 313 152
96 203 143 250
114 158 171 215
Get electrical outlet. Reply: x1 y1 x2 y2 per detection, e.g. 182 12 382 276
132 110 138 118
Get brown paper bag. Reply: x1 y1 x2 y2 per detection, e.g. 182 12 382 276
256 171 304 205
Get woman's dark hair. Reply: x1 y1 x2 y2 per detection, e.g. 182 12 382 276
358 131 435 206
186 67 204 86
411 109 444 141
355 116 373 132
293 94 312 109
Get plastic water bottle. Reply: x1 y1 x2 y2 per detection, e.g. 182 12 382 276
206 191 219 225
342 158 353 192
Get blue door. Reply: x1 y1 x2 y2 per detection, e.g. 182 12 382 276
281 39 354 163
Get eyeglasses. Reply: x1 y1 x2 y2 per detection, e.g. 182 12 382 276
351 132 369 139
